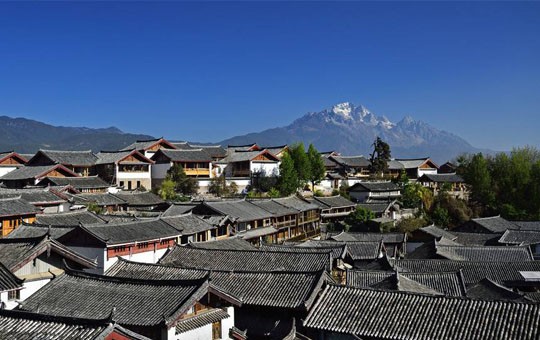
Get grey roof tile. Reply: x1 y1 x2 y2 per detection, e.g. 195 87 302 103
159 245 331 272
32 150 98 166
161 214 215 235
40 176 110 189
35 210 105 226
113 191 164 206
0 196 41 217
304 284 540 339
82 219 182 245
20 270 210 327
0 262 23 292
204 200 273 222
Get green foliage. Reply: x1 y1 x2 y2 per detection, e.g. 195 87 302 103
277 152 298 196
397 216 428 235
314 189 324 197
402 183 433 212
345 206 375 231
87 202 103 214
369 137 391 177
431 206 450 227
339 180 350 200
208 175 237 197
251 169 278 192
166 164 199 195
289 143 311 187
307 144 326 189
430 193 472 228
457 147 540 220
158 178 177 200
267 187 281 198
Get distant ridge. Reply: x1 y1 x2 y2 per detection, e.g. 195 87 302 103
218 102 490 163
0 116 155 153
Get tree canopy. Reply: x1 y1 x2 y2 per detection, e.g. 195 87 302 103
369 137 391 177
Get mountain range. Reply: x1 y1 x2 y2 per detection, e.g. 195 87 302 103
0 102 486 163
0 116 153 154
219 102 485 163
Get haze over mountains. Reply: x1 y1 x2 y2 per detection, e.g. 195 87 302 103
0 102 487 163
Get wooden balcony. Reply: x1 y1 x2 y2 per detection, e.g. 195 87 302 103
184 168 210 177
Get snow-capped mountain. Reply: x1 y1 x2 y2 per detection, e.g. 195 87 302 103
219 102 485 163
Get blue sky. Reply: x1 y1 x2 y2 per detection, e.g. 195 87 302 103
1 2 539 151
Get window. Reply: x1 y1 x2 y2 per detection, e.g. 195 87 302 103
127 181 132 190
136 181 141 188
119 181 124 187
8 290 20 301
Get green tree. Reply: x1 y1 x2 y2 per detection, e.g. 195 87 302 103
397 216 428 235
431 205 450 227
158 178 177 200
345 206 375 231
402 182 433 212
289 143 311 188
339 180 350 200
307 144 326 190
277 152 298 196
208 174 237 197
369 137 391 177
166 164 199 195
458 153 494 212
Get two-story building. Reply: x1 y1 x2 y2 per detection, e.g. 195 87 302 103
95 150 153 190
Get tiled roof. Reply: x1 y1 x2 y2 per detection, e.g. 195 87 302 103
272 196 320 212
452 231 502 246
204 200 273 222
467 278 533 302
106 258 325 310
187 237 257 251
209 269 325 309
499 229 540 245
304 284 540 340
330 155 370 168
176 308 230 335
194 145 227 158
356 202 392 214
0 196 40 217
113 191 164 206
0 188 66 205
41 176 110 189
0 309 151 340
161 214 215 235
154 149 213 162
349 181 400 192
331 231 406 243
418 173 464 183
387 159 404 170
468 216 519 233
248 199 299 216
346 269 467 297
161 203 198 217
35 210 105 226
396 157 435 169
95 150 134 164
68 193 127 206
121 138 175 152
345 241 383 261
419 225 457 240
513 221 540 232
0 262 23 292
312 195 356 208
436 244 533 262
392 259 540 286
82 219 182 245
19 270 210 327
0 164 78 180
0 235 97 271
159 245 331 272
105 257 208 280
217 150 278 163
33 150 98 166
0 151 28 164
260 241 347 260
6 224 74 239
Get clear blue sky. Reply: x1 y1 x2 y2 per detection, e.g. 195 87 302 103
1 2 539 151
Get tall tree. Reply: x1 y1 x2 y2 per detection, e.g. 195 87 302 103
307 143 326 190
458 153 494 212
369 137 391 177
289 143 311 188
166 164 199 195
277 152 298 196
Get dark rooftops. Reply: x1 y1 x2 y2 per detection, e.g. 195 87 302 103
35 210 105 226
418 173 464 183
161 214 215 235
80 219 182 245
0 188 66 205
40 176 110 190
153 148 213 162
0 164 78 181
0 309 151 340
0 196 41 217
30 150 98 166
159 245 331 272
463 215 519 233
0 262 23 293
349 181 400 192
311 195 356 208
203 200 273 222
113 191 165 207
304 284 540 340
19 269 209 328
